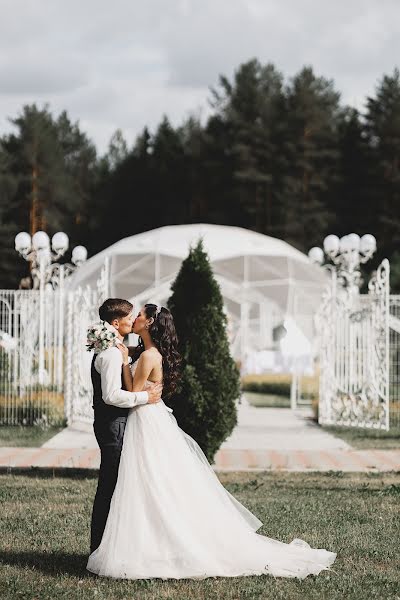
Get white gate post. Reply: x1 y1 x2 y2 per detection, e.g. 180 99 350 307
64 290 73 425
56 265 65 388
38 257 46 385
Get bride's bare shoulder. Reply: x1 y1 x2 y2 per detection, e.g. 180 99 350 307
139 348 161 365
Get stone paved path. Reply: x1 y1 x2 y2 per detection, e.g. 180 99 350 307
1 402 398 472
0 445 398 472
41 405 351 451
221 405 351 450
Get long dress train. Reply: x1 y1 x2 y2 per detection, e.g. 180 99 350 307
87 383 336 580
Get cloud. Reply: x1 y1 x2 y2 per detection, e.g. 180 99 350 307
0 0 399 152
162 0 400 96
0 58 88 95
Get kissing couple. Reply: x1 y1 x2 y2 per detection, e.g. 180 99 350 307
86 298 336 580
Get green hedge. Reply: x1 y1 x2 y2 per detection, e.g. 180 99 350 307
241 380 291 396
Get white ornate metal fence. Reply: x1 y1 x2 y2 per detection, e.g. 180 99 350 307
0 259 110 426
64 260 110 424
64 287 100 425
317 259 390 430
0 289 65 425
388 296 400 428
1 252 400 430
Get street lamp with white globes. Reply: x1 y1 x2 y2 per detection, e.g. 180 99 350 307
14 230 88 385
15 230 87 289
308 233 377 294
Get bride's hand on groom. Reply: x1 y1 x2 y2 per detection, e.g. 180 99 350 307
117 343 130 366
117 344 162 404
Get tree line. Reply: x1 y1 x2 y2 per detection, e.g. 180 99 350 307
1 59 400 289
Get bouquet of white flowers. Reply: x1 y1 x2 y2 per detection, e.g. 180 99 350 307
86 321 118 354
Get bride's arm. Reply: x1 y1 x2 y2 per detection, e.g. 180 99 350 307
118 346 156 392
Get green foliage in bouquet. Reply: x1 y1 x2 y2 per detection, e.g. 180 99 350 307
168 240 240 461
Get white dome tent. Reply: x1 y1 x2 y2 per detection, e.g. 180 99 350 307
68 224 328 364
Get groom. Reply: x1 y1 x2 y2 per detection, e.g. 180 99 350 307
90 298 162 553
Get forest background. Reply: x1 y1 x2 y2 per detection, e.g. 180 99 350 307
1 59 399 290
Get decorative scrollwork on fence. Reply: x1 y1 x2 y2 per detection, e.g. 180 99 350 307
317 259 390 430
64 259 111 425
65 286 100 424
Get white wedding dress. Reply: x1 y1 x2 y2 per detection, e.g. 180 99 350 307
87 367 336 580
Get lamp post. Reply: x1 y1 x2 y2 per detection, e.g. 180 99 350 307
14 230 87 385
308 233 377 300
15 230 87 289
308 233 378 420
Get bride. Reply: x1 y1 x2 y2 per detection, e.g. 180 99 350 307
87 304 336 580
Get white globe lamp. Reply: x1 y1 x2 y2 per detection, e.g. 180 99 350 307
72 245 87 266
323 235 340 256
52 232 69 254
32 231 50 251
308 246 324 265
15 232 31 254
339 235 352 253
360 234 376 255
347 233 361 252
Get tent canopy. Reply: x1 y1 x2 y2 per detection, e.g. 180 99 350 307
68 224 328 357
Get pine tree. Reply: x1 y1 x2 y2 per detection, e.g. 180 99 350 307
168 240 240 461
178 116 209 222
96 118 189 250
0 105 98 272
200 113 238 225
151 116 187 224
133 127 152 159
2 104 69 236
0 146 22 287
55 110 98 248
282 67 341 250
333 108 374 237
92 126 157 250
105 129 129 171
365 69 400 261
210 60 287 235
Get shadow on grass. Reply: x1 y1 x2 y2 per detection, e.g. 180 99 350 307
0 550 90 577
0 467 98 479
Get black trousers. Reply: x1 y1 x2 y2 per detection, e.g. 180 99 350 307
90 417 127 553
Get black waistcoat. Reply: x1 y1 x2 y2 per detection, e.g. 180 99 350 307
91 354 129 423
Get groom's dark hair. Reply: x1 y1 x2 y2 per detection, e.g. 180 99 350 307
99 298 133 324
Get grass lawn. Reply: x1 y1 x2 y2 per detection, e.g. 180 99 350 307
0 426 63 447
0 472 399 599
242 391 290 408
323 425 400 449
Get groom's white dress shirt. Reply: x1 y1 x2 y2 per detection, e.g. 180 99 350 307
94 346 148 408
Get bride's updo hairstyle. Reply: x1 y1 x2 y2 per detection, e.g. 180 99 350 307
138 304 182 399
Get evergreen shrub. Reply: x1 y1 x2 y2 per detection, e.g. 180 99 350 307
168 241 240 461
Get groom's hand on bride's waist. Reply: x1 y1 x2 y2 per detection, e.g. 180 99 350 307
147 382 162 404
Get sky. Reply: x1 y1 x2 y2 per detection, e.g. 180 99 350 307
0 0 399 154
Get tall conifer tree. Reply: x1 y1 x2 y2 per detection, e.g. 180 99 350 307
282 67 340 250
365 69 400 260
168 240 240 461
